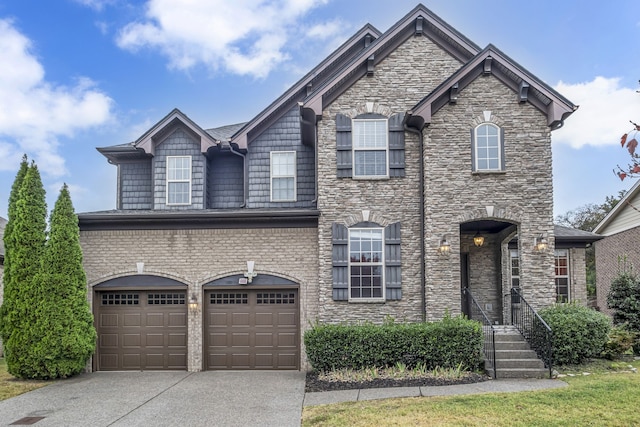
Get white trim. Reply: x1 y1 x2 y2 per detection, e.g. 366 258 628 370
348 227 386 302
166 156 192 206
554 249 570 303
270 151 297 202
473 123 502 172
352 118 389 178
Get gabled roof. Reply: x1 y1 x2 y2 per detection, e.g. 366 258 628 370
98 109 221 162
300 3 481 119
593 180 640 235
405 44 577 130
229 24 383 149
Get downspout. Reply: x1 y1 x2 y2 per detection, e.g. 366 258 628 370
228 143 247 208
404 120 426 322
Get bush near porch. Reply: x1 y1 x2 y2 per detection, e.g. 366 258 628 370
303 316 483 372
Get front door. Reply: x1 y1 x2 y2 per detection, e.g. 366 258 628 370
460 252 471 318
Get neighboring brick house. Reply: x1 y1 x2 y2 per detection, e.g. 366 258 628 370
594 179 640 315
78 4 578 372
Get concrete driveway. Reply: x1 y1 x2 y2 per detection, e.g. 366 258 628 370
0 371 306 427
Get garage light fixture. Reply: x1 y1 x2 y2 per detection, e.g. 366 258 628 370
188 294 198 311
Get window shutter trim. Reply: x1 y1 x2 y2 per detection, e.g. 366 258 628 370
336 113 352 178
384 222 402 300
388 113 405 177
332 223 349 301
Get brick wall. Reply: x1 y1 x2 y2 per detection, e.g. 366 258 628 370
595 226 640 315
80 227 318 371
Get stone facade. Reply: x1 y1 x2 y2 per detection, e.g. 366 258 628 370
595 226 640 314
80 227 318 371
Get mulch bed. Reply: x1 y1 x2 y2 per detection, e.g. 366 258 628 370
305 371 490 392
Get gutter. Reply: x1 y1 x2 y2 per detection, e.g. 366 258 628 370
404 119 426 322
228 143 247 208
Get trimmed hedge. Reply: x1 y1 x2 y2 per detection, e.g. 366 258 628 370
303 316 483 372
538 304 610 365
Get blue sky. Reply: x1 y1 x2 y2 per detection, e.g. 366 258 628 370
0 0 639 219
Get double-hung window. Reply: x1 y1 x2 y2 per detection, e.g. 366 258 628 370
353 119 388 178
166 156 191 205
473 123 503 172
270 151 296 201
555 249 570 303
349 228 384 301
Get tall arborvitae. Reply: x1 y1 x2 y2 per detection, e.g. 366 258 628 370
3 162 47 378
29 184 96 378
0 155 29 343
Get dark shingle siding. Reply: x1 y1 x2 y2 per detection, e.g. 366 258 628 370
246 106 315 208
120 160 153 210
208 152 244 208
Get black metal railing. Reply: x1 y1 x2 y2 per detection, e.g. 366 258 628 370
510 287 553 378
463 288 496 379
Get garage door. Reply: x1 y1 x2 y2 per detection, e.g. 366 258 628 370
205 289 299 370
96 291 188 370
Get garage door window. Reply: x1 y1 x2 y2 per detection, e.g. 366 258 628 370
210 292 248 304
256 292 296 304
101 293 139 305
148 293 185 305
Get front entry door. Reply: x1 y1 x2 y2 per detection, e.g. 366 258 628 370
460 253 471 318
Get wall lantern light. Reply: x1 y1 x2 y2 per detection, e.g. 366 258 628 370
188 294 198 312
244 260 258 283
534 235 548 252
473 232 485 247
438 236 451 254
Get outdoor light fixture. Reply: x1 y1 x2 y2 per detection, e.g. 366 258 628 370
534 235 548 252
438 236 451 254
473 231 485 247
244 260 257 283
188 294 198 311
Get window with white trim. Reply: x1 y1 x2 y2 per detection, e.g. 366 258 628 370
353 119 388 177
349 228 384 300
166 156 191 205
270 151 296 201
555 249 570 303
473 123 503 171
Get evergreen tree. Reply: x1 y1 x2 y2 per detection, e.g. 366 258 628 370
0 155 29 343
3 162 47 378
29 184 96 378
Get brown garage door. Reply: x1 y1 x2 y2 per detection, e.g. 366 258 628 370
205 289 299 370
96 291 187 370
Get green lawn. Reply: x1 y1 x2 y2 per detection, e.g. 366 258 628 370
302 360 640 426
0 358 50 401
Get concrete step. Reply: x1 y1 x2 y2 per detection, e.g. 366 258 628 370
494 367 549 379
483 326 549 379
491 333 528 342
494 341 533 351
493 358 546 370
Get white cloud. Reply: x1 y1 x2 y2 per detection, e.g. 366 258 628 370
0 19 114 177
72 0 116 12
553 77 640 148
116 0 338 79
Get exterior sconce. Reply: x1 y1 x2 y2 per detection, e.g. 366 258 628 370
438 236 451 254
534 235 548 252
188 294 198 312
473 232 485 247
244 260 257 283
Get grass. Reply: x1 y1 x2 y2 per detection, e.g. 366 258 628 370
302 359 640 427
0 358 50 401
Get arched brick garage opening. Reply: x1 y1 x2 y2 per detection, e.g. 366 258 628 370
203 274 299 370
93 275 188 371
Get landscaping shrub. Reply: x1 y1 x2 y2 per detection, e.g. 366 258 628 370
601 326 636 360
303 315 483 372
538 303 610 365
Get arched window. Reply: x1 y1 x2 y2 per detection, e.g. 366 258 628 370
472 123 504 172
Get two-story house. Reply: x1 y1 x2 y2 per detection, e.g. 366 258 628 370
78 4 578 372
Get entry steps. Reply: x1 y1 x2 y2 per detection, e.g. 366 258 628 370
486 325 549 379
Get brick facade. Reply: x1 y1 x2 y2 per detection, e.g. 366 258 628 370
595 226 640 314
80 227 318 371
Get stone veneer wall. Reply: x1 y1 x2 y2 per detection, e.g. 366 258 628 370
595 226 640 315
80 227 318 371
316 35 463 324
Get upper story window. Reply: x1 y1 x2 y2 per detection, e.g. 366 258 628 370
472 123 504 172
352 119 388 178
349 228 384 301
555 249 570 303
270 151 296 202
166 156 191 205
335 113 405 179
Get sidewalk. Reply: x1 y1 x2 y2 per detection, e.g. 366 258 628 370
303 378 568 406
